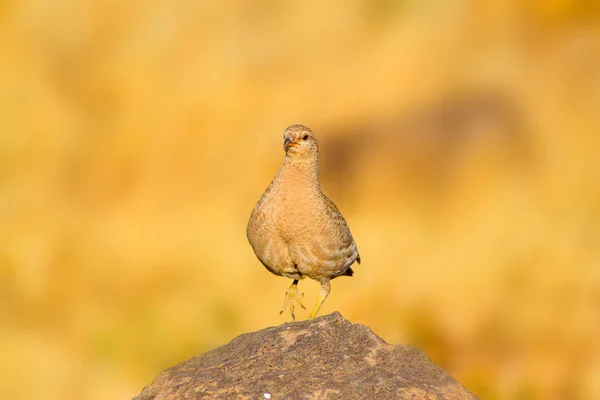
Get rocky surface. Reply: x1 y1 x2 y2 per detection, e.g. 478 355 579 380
134 312 478 399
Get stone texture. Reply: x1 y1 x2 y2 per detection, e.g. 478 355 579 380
134 313 478 400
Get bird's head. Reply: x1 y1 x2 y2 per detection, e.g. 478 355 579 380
283 125 319 160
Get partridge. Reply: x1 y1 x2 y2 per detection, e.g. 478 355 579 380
247 125 360 320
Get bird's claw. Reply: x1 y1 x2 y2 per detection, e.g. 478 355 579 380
280 284 306 321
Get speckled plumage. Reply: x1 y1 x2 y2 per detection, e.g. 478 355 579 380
247 125 360 319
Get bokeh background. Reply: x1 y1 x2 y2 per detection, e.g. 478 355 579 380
1 1 600 399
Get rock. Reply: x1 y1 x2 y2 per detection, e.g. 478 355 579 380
134 312 478 400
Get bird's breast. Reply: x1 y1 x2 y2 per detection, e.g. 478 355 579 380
276 189 324 238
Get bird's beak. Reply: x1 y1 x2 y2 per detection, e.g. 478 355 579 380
283 137 297 151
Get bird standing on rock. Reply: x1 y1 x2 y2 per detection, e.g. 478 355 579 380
247 125 360 320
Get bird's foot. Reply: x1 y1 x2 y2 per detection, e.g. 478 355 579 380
280 281 306 321
309 280 331 319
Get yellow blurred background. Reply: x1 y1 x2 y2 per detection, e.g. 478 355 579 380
1 1 599 399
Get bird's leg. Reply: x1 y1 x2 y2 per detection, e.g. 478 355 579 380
309 280 331 319
280 279 305 321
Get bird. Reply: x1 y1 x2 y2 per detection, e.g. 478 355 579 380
247 124 360 320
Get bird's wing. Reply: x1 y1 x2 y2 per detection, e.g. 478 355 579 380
321 194 361 263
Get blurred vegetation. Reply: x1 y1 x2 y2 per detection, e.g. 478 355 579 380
1 1 599 399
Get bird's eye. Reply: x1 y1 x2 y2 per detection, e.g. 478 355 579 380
302 135 309 141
